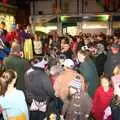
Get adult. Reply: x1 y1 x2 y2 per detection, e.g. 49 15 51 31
3 42 30 91
54 59 85 101
0 69 29 120
104 44 120 77
5 24 17 47
33 34 42 56
24 57 55 120
23 25 34 60
93 43 107 76
60 43 73 59
77 50 99 97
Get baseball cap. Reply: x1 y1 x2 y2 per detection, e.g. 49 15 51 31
63 59 75 68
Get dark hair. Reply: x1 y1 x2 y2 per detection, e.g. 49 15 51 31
100 73 111 83
30 56 43 65
1 21 5 26
0 69 17 95
77 50 90 59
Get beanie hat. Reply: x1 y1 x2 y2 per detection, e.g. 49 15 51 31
33 57 48 69
69 75 81 90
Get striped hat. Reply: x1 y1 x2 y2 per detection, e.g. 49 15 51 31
69 75 81 90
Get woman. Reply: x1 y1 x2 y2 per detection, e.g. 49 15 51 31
33 34 42 56
110 65 120 120
0 69 29 120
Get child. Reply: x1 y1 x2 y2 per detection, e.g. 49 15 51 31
92 74 113 120
0 69 29 120
62 75 92 120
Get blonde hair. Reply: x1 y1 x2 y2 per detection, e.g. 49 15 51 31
113 65 120 75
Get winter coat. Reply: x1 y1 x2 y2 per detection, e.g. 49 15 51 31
110 95 120 120
3 55 30 91
54 69 85 101
92 86 113 120
104 51 120 77
62 91 92 120
24 66 55 103
78 58 99 97
93 53 107 76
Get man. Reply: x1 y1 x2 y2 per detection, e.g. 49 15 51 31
104 44 120 77
54 59 85 101
24 57 55 120
3 41 30 91
77 50 99 97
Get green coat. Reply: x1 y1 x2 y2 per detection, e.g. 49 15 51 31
3 55 30 91
78 58 99 97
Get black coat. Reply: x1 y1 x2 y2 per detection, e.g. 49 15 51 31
110 95 120 120
104 51 120 77
24 66 54 104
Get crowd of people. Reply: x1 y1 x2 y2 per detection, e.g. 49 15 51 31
0 21 120 120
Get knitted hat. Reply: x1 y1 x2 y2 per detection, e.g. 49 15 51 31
33 58 48 69
69 75 81 90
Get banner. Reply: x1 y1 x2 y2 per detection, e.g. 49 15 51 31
2 0 8 4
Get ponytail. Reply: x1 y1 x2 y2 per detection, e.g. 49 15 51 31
0 78 8 95
0 69 17 95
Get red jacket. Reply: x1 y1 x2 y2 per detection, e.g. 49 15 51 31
6 31 17 45
92 86 113 120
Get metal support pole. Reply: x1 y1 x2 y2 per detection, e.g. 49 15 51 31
82 0 84 14
56 0 62 36
107 15 112 35
77 0 80 15
32 0 35 15
109 15 113 35
31 0 35 33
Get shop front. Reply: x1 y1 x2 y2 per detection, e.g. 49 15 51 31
0 2 16 31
